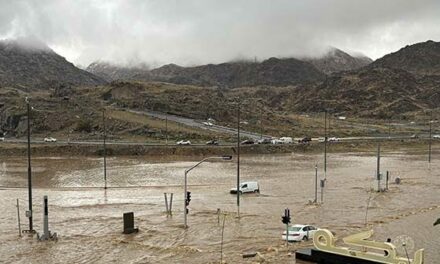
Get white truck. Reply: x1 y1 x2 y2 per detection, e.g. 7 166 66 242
230 181 260 194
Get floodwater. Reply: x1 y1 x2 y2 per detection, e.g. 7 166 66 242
0 151 439 263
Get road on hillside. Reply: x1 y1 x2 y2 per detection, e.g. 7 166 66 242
125 108 271 140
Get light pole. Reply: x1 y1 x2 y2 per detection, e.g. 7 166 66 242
183 156 232 228
429 112 433 163
260 107 263 140
324 110 328 180
25 97 34 232
103 109 107 189
165 115 168 145
237 100 241 217
314 164 318 203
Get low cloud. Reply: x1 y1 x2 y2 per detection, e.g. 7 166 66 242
1 0 440 67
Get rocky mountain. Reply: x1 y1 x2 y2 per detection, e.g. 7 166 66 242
371 40 440 76
86 61 150 82
291 41 440 118
304 48 372 74
0 40 106 90
87 57 326 88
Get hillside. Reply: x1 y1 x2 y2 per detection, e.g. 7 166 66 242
304 48 372 74
291 41 440 118
0 40 106 90
86 61 150 82
87 57 326 87
371 40 440 75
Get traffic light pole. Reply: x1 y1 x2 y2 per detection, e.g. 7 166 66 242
183 156 232 228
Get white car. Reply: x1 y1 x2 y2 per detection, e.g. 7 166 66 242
433 135 440 139
0 137 4 142
202 121 213 126
328 137 339 142
44 137 57 142
271 138 283 144
280 137 293 144
230 181 260 194
282 224 319 242
176 140 191 145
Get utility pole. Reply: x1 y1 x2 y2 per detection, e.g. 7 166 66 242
260 108 263 139
165 115 168 145
324 110 328 180
103 109 107 189
237 100 241 217
377 143 381 192
314 165 318 203
26 97 33 232
429 111 433 163
388 119 391 139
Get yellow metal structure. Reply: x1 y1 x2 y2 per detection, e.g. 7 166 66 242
313 229 424 264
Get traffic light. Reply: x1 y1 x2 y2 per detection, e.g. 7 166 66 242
281 208 291 224
186 191 191 206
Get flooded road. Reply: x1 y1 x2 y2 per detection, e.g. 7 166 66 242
0 151 439 263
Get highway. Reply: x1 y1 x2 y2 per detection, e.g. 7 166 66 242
125 108 271 140
0 135 435 147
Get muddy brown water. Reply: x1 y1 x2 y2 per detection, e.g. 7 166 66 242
0 152 439 263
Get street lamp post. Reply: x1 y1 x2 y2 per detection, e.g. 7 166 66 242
183 156 232 228
26 97 33 232
237 101 241 217
429 112 433 163
324 110 328 180
103 109 107 189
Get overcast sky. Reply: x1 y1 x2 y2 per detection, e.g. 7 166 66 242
1 0 440 67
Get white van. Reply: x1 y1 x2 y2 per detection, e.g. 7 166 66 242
230 181 260 194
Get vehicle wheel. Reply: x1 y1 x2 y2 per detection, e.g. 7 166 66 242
239 191 243 194
303 236 308 241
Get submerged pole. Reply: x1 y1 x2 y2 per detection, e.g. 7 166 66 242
17 199 21 236
324 110 328 180
377 143 381 192
237 100 240 217
26 98 33 232
314 165 318 203
103 109 107 189
429 112 433 163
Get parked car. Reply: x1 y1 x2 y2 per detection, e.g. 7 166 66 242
282 224 319 242
328 137 340 142
241 139 254 145
280 137 293 144
410 134 419 139
433 135 440 139
271 138 283 144
206 140 219 145
202 121 213 126
176 140 191 145
257 138 272 144
298 137 312 144
0 137 4 142
44 137 57 142
230 181 260 194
